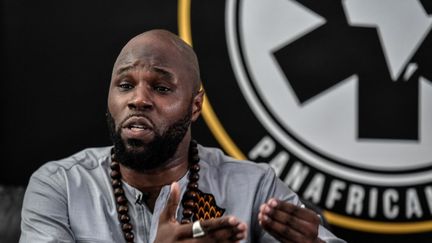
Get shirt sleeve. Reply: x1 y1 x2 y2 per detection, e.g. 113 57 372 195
19 166 75 243
255 165 346 243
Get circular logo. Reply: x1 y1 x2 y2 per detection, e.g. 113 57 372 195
179 0 432 233
227 0 432 183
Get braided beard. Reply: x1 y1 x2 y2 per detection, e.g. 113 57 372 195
106 108 192 172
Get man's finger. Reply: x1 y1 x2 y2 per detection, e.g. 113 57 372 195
200 216 238 232
178 217 247 242
259 214 303 243
203 217 247 241
160 182 180 222
174 222 195 239
268 199 319 223
260 201 320 236
209 221 247 242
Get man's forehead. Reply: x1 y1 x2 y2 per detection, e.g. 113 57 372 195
111 30 200 91
115 37 181 67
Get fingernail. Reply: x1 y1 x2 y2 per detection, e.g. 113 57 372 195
269 199 278 207
229 216 238 225
236 233 244 239
263 205 271 213
237 223 245 230
263 215 269 222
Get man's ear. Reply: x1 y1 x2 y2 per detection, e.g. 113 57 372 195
191 89 205 122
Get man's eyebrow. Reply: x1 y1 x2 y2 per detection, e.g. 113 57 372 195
115 65 134 76
115 65 173 80
151 67 173 79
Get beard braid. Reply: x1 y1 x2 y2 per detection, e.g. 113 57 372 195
106 108 192 172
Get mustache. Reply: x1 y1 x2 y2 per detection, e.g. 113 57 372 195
118 113 155 130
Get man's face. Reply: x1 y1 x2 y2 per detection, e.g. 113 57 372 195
107 33 201 170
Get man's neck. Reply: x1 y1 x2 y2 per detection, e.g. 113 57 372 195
119 157 189 192
119 153 189 211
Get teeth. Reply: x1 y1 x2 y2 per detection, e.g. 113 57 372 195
130 124 146 130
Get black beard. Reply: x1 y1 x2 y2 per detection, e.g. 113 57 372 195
106 110 192 172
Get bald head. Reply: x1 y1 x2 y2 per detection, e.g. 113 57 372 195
112 29 201 93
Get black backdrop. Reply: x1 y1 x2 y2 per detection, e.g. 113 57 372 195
1 0 217 186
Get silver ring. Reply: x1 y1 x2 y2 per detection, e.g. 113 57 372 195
192 220 206 238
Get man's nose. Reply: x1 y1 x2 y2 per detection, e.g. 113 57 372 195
128 86 153 110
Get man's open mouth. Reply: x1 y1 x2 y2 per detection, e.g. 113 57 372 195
122 116 153 130
121 116 154 139
128 124 149 131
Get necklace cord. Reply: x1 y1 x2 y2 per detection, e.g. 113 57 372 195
110 139 200 243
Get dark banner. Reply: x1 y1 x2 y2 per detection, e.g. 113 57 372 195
2 0 431 242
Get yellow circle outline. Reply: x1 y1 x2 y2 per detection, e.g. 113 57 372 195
178 0 432 234
178 0 246 160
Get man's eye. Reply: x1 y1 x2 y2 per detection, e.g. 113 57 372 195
118 82 134 91
154 86 171 94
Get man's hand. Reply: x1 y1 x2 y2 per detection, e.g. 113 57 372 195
258 198 324 243
154 182 247 243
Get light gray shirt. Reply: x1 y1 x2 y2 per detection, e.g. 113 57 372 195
20 145 344 243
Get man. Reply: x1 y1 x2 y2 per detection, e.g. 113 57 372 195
20 29 344 243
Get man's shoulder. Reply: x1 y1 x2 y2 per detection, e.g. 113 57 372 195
33 146 112 179
198 144 272 175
